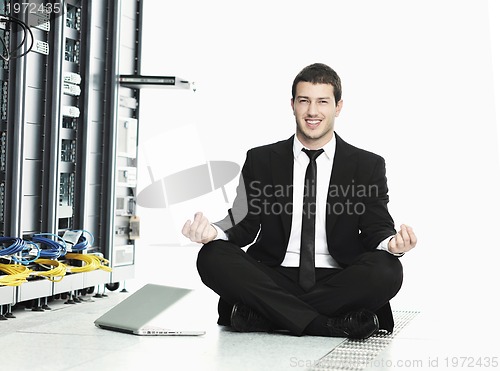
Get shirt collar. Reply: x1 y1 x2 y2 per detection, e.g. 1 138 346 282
293 134 336 161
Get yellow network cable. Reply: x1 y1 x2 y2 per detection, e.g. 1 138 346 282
0 263 32 286
65 253 112 273
33 259 68 282
96 255 112 272
65 253 98 272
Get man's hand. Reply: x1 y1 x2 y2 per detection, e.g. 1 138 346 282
182 212 217 244
388 224 417 254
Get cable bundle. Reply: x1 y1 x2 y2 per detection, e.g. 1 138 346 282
32 234 67 259
65 253 112 273
95 255 112 272
0 237 40 265
0 264 32 286
0 15 34 61
69 230 94 252
0 237 25 256
71 235 88 252
32 259 68 282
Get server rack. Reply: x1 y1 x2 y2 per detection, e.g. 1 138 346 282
0 0 143 314
103 0 143 284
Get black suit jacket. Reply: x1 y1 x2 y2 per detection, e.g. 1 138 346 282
216 133 396 268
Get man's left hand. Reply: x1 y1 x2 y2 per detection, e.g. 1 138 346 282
388 224 417 254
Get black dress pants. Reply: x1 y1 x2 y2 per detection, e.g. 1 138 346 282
196 240 403 336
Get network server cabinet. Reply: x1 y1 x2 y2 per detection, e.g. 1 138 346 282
0 0 142 308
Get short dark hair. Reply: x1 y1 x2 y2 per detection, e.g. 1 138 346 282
292 63 342 104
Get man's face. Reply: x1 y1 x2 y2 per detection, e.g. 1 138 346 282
291 82 343 149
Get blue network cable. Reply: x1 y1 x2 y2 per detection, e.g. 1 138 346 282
67 229 94 252
32 233 67 259
11 240 41 265
0 237 25 257
71 236 88 252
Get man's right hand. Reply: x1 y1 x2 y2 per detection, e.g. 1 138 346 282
182 212 217 244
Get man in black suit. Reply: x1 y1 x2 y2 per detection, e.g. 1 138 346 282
182 63 417 339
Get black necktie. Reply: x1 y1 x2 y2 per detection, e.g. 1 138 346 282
299 148 324 291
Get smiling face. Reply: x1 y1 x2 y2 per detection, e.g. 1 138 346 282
291 81 343 149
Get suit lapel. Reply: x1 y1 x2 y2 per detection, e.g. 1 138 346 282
326 133 358 232
271 136 294 240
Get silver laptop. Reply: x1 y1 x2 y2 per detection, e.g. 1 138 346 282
94 283 206 336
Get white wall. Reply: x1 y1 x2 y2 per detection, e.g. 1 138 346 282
490 0 500 164
135 0 500 313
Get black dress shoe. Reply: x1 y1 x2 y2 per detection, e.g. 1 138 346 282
326 309 379 339
230 303 273 333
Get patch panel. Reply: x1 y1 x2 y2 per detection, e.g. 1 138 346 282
33 40 50 55
59 173 75 209
62 117 78 129
1 131 6 171
65 39 80 63
61 105 80 118
61 139 76 162
2 81 8 120
59 172 75 223
0 29 9 69
66 4 81 31
0 182 4 223
63 82 81 96
63 72 82 85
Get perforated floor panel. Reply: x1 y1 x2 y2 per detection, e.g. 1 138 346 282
311 310 420 370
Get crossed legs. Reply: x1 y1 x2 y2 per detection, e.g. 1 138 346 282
197 240 403 336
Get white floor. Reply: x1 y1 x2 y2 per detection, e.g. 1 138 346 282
1 244 499 371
